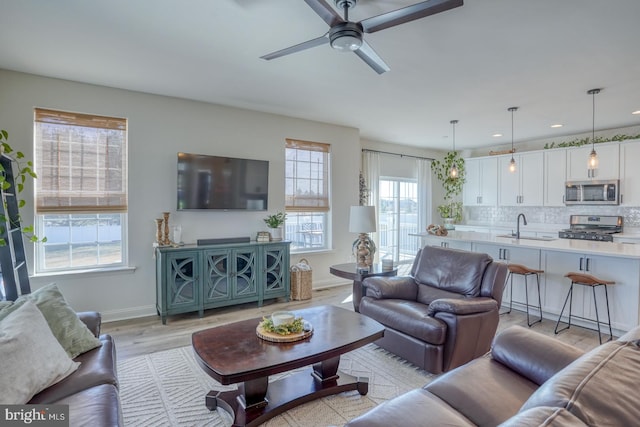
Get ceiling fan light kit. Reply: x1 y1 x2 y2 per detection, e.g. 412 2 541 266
261 0 464 74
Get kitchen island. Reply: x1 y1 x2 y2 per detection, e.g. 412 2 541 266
413 231 640 335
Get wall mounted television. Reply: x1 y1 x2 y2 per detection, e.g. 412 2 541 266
177 152 269 211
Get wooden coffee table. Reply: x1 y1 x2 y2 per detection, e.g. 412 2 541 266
192 305 385 427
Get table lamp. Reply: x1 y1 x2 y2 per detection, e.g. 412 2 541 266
349 206 377 268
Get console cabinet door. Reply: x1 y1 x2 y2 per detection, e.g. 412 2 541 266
262 243 290 300
163 251 201 318
203 249 232 305
232 247 258 300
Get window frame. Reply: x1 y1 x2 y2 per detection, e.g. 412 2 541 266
33 108 128 274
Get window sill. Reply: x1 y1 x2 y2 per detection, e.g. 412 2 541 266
290 248 335 256
31 265 137 280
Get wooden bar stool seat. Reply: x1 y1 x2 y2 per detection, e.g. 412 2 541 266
554 272 615 344
500 263 543 327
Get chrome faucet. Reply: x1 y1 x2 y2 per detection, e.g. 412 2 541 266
515 213 528 239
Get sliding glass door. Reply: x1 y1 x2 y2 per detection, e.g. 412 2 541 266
378 178 419 264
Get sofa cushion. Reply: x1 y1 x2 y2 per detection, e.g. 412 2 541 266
0 300 79 404
521 340 640 426
30 334 118 404
346 388 475 427
425 355 539 426
0 283 102 358
414 246 492 299
417 283 466 306
499 407 587 427
359 298 447 344
54 383 123 427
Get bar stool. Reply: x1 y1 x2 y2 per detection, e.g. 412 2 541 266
500 263 543 327
554 272 614 344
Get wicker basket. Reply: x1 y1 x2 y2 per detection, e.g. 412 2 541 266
290 258 312 301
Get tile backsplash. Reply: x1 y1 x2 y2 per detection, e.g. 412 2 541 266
465 206 640 228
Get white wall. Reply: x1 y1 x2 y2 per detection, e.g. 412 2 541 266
0 69 360 321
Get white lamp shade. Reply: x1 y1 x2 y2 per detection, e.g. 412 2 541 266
349 206 377 233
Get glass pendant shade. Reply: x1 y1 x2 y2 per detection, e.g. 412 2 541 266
589 149 599 170
509 157 516 173
449 163 458 179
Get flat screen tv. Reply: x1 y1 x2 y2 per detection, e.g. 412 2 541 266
177 152 269 211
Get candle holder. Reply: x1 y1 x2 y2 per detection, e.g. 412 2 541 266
163 212 171 245
155 219 164 244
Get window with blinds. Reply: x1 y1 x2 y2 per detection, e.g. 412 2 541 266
285 139 330 251
34 108 128 273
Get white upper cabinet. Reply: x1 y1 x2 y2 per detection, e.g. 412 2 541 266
544 149 567 206
498 152 544 206
619 140 640 206
566 143 620 181
463 157 498 206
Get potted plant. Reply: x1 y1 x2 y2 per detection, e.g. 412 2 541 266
264 211 287 241
431 151 466 228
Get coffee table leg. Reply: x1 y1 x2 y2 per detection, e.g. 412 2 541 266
311 355 340 382
238 377 269 410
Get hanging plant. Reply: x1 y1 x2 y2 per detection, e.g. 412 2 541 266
543 133 640 149
431 151 466 221
0 129 45 245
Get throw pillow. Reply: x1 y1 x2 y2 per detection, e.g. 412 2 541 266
0 300 80 404
0 283 102 358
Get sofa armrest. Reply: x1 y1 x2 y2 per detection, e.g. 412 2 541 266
491 325 585 386
427 297 497 316
77 311 102 338
362 276 418 300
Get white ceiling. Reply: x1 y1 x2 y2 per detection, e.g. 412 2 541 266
1 0 640 150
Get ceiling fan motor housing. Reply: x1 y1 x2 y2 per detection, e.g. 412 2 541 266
329 22 364 51
334 0 357 10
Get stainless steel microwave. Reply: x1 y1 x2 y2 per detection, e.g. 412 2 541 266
564 180 619 205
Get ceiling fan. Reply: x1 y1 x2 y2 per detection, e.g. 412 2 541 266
260 0 463 74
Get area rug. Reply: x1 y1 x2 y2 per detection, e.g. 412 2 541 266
117 343 434 426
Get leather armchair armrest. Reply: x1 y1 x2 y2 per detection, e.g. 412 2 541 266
491 325 584 386
362 276 418 301
427 297 497 316
77 311 102 338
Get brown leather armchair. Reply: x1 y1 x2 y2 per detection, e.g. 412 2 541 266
360 245 507 374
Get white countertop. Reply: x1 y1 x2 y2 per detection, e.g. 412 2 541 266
413 230 640 260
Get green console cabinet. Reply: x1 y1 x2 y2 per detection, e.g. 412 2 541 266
156 241 290 324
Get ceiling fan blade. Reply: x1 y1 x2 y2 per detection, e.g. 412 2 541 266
361 0 463 34
261 35 329 61
354 40 390 74
304 0 344 27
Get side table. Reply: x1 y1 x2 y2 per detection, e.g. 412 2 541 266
329 263 398 312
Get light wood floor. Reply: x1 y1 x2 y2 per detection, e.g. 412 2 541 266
103 283 603 361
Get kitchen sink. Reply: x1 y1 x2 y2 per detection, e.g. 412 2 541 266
496 234 557 242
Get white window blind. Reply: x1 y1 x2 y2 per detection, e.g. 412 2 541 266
285 139 330 212
34 108 128 214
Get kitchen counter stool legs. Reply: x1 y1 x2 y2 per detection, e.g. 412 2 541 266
500 264 543 327
554 272 615 344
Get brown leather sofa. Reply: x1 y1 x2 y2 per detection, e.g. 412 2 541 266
359 246 507 373
346 324 640 426
28 312 122 426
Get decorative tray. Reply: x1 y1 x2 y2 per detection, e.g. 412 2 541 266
256 322 313 343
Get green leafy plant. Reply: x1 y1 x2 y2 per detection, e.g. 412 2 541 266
431 151 466 222
543 133 640 149
0 129 45 245
259 316 304 335
263 211 287 228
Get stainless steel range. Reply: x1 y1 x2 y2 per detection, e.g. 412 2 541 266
558 215 623 242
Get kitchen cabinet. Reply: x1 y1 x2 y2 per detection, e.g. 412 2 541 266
566 143 619 181
619 140 640 206
156 241 290 324
463 157 498 206
543 250 639 332
473 243 542 313
544 149 567 206
498 152 544 206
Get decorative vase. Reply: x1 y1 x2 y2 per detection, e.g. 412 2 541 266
269 226 283 241
443 218 455 230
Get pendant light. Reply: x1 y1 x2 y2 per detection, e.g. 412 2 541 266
587 88 601 177
508 107 518 173
449 120 459 179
